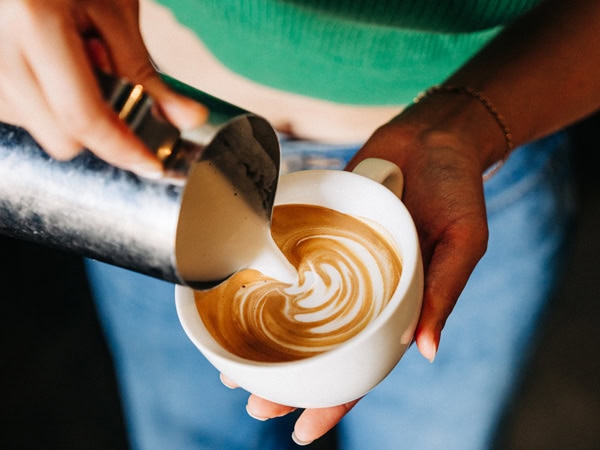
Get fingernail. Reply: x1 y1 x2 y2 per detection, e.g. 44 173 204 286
421 339 438 363
291 431 313 447
219 374 237 389
130 162 164 180
246 405 268 422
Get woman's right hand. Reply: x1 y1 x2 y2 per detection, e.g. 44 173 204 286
0 0 206 177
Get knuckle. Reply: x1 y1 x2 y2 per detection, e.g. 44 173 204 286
33 133 81 161
48 146 82 161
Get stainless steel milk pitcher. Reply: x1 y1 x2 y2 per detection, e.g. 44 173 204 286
0 72 281 288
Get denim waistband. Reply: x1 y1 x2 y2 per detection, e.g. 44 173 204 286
278 135 361 173
278 131 574 214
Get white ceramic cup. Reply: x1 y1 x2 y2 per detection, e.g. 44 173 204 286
175 158 423 408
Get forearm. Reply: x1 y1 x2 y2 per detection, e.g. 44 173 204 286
417 0 600 170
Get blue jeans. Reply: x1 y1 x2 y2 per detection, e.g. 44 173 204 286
86 132 575 450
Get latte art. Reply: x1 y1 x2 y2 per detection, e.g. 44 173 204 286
195 204 402 362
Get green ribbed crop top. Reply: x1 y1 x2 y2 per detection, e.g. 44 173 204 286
155 0 540 105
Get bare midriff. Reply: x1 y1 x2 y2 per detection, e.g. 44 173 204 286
140 0 405 144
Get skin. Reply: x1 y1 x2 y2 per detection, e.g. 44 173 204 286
0 0 206 176
1 0 598 446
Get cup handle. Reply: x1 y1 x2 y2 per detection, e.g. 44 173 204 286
352 158 404 198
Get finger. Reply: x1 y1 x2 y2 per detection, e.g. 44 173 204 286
245 395 296 421
414 217 488 362
139 74 208 132
89 5 208 131
219 374 240 389
0 4 81 157
0 49 81 159
21 9 163 176
292 400 360 446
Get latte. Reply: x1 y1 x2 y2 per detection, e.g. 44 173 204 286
194 203 402 362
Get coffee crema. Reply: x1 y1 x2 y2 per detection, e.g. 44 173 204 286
194 204 402 362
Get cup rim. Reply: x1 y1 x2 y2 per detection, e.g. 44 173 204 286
176 168 421 368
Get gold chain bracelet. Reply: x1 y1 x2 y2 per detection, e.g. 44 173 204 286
414 85 514 181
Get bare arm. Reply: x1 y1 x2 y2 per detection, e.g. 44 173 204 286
449 0 600 160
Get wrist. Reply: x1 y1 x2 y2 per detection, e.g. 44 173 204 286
406 85 513 178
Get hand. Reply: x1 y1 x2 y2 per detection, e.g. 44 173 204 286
348 103 490 363
236 96 494 444
0 0 206 176
221 374 360 446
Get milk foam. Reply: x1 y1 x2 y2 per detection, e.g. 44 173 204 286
246 233 298 284
194 204 402 362
176 159 296 284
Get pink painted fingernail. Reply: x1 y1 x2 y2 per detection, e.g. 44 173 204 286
219 374 236 389
130 162 164 180
420 338 438 363
291 431 313 446
245 405 268 421
419 341 437 363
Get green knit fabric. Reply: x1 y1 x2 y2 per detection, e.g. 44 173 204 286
155 0 539 105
